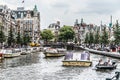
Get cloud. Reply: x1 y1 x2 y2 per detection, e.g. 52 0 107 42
75 0 120 15
1 0 120 29
51 2 69 8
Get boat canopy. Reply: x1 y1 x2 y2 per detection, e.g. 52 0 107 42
64 51 90 60
80 51 90 60
64 52 73 60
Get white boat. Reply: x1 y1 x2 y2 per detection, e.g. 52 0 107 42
25 48 32 54
3 49 21 58
21 48 28 55
62 51 92 67
43 48 67 57
36 47 41 52
32 47 37 53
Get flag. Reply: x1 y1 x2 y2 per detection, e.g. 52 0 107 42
22 0 24 3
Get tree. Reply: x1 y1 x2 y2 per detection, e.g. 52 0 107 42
41 29 54 43
114 20 120 45
23 34 31 45
16 32 22 44
74 37 77 44
0 23 6 43
84 33 89 44
7 25 15 46
100 27 109 46
58 25 75 42
94 29 100 44
88 32 94 45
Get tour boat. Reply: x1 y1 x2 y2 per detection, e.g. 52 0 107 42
27 48 32 53
95 64 117 70
62 51 92 67
3 49 21 58
95 59 117 70
21 48 28 55
32 47 37 53
43 48 67 57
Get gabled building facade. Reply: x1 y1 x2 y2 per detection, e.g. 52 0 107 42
12 5 40 43
0 5 16 41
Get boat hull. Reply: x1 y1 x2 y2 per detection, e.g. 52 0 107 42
96 65 117 70
62 60 92 67
44 52 65 57
3 53 21 58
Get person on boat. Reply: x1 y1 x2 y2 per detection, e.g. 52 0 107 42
98 59 103 65
103 58 112 66
107 58 112 66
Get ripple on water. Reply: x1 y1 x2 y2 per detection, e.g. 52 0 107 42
0 52 120 80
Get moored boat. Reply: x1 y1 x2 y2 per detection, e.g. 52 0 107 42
21 48 28 55
3 49 21 58
44 48 67 57
32 47 37 53
62 51 92 67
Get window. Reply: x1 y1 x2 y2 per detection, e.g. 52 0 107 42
17 12 21 18
0 9 2 12
29 20 33 24
21 12 23 18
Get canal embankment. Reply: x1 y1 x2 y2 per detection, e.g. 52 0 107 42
83 47 120 59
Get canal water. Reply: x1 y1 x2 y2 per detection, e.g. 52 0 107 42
0 50 120 80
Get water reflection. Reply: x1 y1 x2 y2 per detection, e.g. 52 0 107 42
0 53 40 69
0 51 120 80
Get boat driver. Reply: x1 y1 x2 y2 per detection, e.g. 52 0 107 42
98 59 103 65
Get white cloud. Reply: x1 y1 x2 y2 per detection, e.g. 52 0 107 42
1 0 120 29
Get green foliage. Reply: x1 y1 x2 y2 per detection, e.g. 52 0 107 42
84 33 89 44
84 32 94 45
94 29 100 44
16 32 22 44
88 32 94 44
114 20 120 44
100 27 109 45
0 24 6 43
23 34 31 45
58 26 75 42
7 27 15 46
41 29 54 42
74 37 77 43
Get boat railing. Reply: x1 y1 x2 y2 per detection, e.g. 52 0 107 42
106 72 120 80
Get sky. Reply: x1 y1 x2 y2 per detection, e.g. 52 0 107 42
1 0 120 29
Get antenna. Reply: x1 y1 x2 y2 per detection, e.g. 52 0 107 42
110 15 112 24
109 15 112 27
